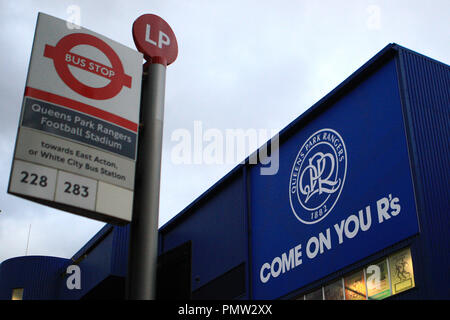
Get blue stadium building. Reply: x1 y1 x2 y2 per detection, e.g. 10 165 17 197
1 43 448 300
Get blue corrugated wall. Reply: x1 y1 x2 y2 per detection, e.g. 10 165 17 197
160 168 248 296
395 48 450 299
0 256 69 300
57 224 129 299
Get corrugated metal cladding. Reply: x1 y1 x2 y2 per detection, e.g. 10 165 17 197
395 48 450 299
58 224 129 300
159 168 249 298
0 256 69 299
0 44 448 300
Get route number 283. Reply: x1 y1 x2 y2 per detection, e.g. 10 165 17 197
64 181 89 198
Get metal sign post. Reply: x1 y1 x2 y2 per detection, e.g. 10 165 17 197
127 14 178 300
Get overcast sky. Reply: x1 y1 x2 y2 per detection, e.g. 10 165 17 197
0 0 448 263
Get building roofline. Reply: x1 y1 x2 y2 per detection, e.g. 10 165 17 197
70 223 113 262
158 43 445 234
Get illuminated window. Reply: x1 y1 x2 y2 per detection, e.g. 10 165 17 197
11 288 24 300
296 247 415 300
344 270 367 300
305 287 323 300
365 259 391 300
389 247 415 295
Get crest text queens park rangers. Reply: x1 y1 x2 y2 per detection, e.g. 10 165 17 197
289 128 347 224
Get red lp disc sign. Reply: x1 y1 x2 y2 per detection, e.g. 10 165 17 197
132 14 178 66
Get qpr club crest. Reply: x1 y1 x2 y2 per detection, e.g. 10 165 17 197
289 128 347 224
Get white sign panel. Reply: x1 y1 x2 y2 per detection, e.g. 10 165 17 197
8 13 143 224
